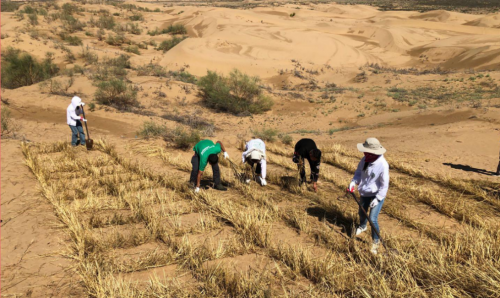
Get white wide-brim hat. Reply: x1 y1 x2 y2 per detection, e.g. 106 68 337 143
357 137 386 155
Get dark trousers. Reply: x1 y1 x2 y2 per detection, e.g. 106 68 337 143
497 152 500 174
298 158 318 183
249 162 262 175
190 154 221 186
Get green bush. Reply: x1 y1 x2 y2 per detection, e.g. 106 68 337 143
94 79 138 110
138 121 168 139
60 33 83 46
22 5 36 14
1 1 21 12
129 13 144 21
98 15 115 29
170 71 196 84
106 33 127 46
136 64 167 77
148 24 187 36
164 126 201 150
252 128 279 142
123 45 140 55
1 47 59 89
61 14 86 32
166 24 187 34
279 134 293 145
197 69 274 115
156 36 186 52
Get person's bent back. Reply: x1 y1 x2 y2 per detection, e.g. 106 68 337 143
190 139 229 193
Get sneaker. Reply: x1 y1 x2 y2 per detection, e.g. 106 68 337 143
370 242 380 255
214 184 227 191
355 226 367 236
245 179 251 184
261 178 267 186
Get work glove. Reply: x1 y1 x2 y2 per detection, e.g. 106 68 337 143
347 181 356 193
82 119 87 122
261 178 267 186
195 187 200 193
81 102 86 106
223 152 229 159
370 198 381 208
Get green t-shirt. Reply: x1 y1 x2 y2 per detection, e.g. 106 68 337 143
193 140 222 171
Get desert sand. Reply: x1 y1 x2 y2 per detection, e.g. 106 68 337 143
2 0 500 296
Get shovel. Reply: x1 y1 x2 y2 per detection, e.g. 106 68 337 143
348 192 398 255
81 105 93 150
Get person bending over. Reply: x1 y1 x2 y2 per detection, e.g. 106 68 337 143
242 138 267 186
293 138 322 192
190 139 229 193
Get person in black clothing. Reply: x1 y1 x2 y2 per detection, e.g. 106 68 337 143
293 138 322 192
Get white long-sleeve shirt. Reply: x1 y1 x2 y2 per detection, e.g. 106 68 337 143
242 139 267 179
67 96 82 126
352 155 389 201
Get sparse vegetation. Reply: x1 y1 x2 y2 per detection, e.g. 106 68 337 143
94 78 138 110
1 1 21 12
138 121 168 139
148 24 187 36
198 69 274 115
1 48 59 89
156 36 186 52
252 128 279 142
123 45 140 55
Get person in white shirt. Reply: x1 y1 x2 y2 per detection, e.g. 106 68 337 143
67 96 86 146
347 138 389 254
242 138 267 186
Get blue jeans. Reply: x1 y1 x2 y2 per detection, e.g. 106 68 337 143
359 196 384 243
69 123 85 146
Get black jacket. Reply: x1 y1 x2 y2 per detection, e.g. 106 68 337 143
294 138 320 176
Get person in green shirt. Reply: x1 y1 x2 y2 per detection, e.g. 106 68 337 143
190 139 229 192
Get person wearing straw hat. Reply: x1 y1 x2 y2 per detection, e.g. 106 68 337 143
347 137 390 254
242 138 267 186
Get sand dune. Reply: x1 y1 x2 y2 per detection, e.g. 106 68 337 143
151 5 500 77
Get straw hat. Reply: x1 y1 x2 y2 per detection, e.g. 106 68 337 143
357 138 386 155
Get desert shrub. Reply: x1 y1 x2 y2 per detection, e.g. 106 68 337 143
96 28 105 41
61 14 86 32
290 12 296 17
197 69 274 115
105 54 131 69
279 134 293 145
156 36 186 52
1 1 21 12
97 15 115 29
39 77 74 96
165 24 187 35
106 33 127 46
22 5 36 14
59 33 83 46
127 22 141 35
170 71 197 84
1 48 59 89
94 78 138 110
123 45 140 55
1 107 15 137
62 3 79 15
28 13 38 26
136 64 167 77
80 46 99 64
252 128 279 142
138 121 167 139
164 126 201 150
328 126 354 135
129 13 143 21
